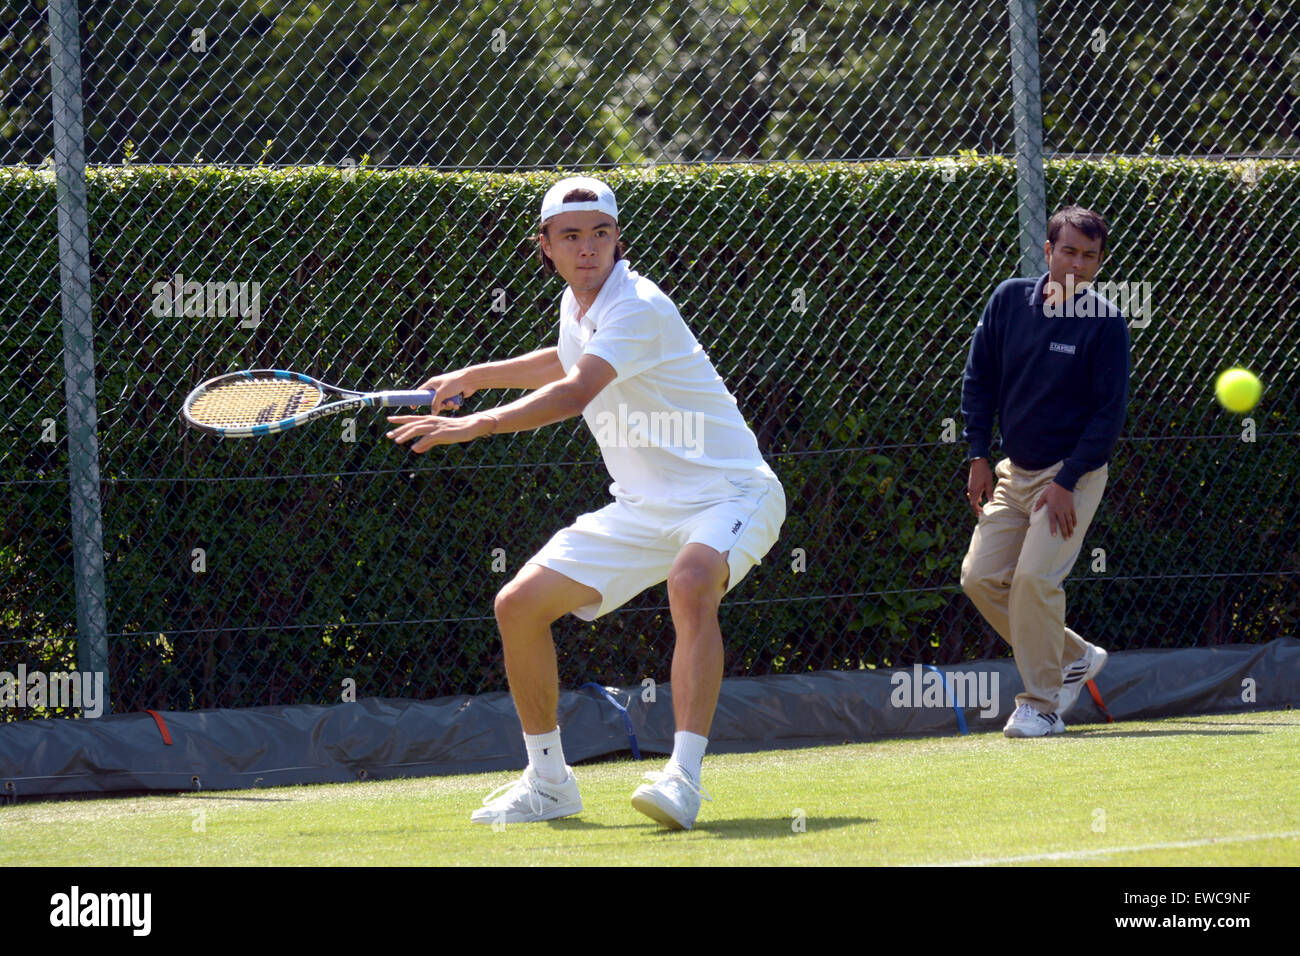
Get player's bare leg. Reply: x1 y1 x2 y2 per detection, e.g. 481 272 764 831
631 542 729 830
666 542 730 736
471 565 601 824
493 564 601 735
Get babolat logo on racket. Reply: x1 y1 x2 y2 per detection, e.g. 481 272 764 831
303 401 362 423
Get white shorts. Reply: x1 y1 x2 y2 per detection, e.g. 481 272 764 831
526 471 786 621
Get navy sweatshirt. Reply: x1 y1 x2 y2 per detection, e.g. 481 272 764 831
961 273 1131 491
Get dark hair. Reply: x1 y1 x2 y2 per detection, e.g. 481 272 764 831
537 188 625 275
1047 205 1108 256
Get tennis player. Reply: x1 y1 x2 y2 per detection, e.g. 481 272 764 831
386 176 785 828
960 205 1130 737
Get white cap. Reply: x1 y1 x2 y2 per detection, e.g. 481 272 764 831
540 176 619 224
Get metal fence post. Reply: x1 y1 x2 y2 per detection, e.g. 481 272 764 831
1008 0 1048 277
48 0 110 714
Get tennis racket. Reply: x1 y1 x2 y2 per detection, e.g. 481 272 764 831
182 369 463 437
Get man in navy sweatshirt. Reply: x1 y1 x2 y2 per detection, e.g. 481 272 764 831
960 205 1130 738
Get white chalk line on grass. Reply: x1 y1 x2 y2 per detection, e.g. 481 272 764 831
924 830 1300 866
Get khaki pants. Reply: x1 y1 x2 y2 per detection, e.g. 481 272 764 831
960 458 1108 713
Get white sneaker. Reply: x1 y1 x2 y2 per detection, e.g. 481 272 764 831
1058 642 1108 716
1003 704 1066 738
631 769 712 830
470 766 582 825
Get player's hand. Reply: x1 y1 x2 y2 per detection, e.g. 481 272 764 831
966 458 994 516
1034 481 1076 538
385 413 493 453
416 372 477 412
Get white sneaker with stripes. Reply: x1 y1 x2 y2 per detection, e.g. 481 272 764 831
1058 642 1109 716
470 766 582 824
631 768 711 830
1003 704 1066 738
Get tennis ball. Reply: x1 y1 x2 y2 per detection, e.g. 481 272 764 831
1215 368 1262 413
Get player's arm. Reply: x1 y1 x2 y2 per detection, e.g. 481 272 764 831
961 293 1000 460
387 354 615 453
416 348 566 408
961 291 1001 514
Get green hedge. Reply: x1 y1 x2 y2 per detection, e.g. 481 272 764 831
2 158 1296 713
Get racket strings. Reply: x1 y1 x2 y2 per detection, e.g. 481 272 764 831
188 379 324 428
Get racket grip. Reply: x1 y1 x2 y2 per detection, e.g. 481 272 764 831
376 391 464 408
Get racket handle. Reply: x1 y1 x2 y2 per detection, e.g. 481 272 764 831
374 391 464 408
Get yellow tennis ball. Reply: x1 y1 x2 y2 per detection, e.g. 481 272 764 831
1215 368 1262 413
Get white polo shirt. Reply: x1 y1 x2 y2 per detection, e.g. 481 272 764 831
556 260 772 503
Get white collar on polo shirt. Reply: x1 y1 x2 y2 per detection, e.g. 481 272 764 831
572 260 631 325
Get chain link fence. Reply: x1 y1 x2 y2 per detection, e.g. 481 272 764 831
3 0 1297 718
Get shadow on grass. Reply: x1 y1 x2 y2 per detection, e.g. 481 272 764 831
6 789 297 806
178 794 295 802
543 818 635 831
1069 727 1263 738
1165 719 1297 728
690 815 874 839
543 815 872 838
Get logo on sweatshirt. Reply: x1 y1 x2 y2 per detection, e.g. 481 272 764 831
1049 341 1077 355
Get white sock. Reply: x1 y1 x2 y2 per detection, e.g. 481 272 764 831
524 728 568 784
666 730 708 783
